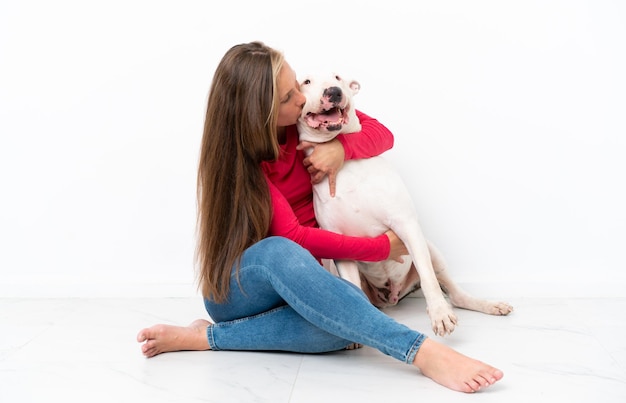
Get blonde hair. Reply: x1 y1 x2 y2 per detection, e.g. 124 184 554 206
196 41 284 302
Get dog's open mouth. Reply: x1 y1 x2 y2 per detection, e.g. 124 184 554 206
304 107 347 131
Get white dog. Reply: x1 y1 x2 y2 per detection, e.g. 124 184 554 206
297 72 513 336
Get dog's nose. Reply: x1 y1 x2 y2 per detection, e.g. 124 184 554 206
323 86 343 104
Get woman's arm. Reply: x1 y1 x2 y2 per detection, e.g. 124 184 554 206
336 110 394 160
267 179 390 262
297 110 394 196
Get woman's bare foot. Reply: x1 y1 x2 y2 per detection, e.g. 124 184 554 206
345 342 363 350
137 319 212 358
412 338 504 393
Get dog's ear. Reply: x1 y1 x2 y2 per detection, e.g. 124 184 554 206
348 80 361 95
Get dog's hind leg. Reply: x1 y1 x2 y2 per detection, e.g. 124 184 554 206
428 241 513 316
334 259 363 289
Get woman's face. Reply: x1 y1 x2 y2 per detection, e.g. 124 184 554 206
276 61 306 127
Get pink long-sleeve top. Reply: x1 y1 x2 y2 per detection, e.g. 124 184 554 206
261 110 394 262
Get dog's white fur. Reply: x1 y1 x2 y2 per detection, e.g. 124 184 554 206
297 72 513 336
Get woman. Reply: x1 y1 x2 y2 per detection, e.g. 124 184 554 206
137 41 504 393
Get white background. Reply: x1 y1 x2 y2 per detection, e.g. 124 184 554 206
1 0 624 297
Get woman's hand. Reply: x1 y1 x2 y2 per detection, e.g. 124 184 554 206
297 139 345 197
385 230 409 263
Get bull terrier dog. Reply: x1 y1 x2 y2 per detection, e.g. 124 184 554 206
297 72 513 336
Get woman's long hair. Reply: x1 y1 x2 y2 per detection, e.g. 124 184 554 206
196 42 283 302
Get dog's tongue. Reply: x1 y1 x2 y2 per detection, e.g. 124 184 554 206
305 108 342 128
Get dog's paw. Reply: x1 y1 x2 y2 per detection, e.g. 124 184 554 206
488 301 513 316
448 293 514 316
467 299 514 316
427 304 458 336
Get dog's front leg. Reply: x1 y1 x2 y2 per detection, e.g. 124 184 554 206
398 222 457 336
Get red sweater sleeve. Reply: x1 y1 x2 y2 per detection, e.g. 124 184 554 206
267 179 389 261
336 110 394 160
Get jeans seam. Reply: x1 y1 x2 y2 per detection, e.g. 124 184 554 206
207 324 218 351
405 333 427 364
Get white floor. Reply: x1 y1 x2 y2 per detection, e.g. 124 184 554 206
1 288 625 403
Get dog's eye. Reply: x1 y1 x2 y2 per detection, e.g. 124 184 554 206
303 79 311 85
335 75 341 81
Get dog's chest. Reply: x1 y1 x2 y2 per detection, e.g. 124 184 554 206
312 156 413 237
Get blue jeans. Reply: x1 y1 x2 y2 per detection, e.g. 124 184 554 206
203 236 426 364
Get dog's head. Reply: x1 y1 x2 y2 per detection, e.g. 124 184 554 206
296 72 362 143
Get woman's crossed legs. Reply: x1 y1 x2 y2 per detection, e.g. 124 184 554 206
137 237 503 393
